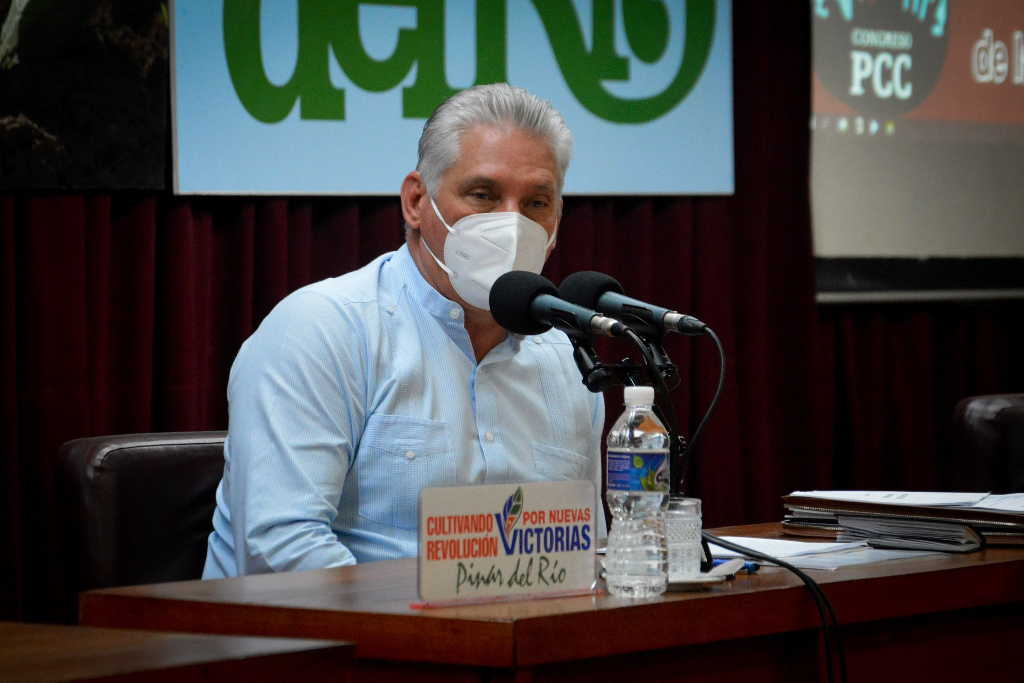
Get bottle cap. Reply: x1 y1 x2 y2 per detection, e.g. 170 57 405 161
623 386 655 406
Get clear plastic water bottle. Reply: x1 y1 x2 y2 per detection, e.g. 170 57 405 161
604 385 670 597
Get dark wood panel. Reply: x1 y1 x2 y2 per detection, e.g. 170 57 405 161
0 621 352 682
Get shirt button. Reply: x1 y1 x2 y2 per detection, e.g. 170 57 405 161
404 450 416 460
484 432 495 442
449 308 461 319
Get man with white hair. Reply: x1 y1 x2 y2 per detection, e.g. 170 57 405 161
203 83 604 577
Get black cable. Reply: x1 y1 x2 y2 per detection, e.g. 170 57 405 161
685 326 725 459
625 322 846 679
673 325 726 496
621 331 685 484
621 325 842 680
703 532 847 683
621 325 725 500
621 328 679 434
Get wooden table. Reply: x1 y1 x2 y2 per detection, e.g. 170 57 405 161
0 620 353 682
79 524 1024 682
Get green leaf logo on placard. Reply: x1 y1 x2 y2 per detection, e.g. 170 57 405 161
502 486 524 537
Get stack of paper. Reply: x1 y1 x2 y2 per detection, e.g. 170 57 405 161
781 491 1024 550
836 516 982 552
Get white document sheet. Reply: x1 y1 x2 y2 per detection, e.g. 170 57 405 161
709 536 938 571
790 547 940 570
971 493 1024 512
788 491 990 506
709 536 864 559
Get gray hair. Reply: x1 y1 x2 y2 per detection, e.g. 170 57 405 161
416 83 573 197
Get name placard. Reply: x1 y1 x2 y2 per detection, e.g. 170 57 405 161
417 481 596 605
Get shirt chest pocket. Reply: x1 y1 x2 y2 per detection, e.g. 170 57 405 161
354 414 454 530
531 442 591 481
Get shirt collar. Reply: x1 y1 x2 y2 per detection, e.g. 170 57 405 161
392 243 523 355
394 243 461 320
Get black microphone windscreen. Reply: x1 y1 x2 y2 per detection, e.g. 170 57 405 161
489 270 557 335
559 271 624 309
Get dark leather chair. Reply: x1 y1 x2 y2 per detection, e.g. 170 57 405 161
60 431 226 590
952 394 1024 493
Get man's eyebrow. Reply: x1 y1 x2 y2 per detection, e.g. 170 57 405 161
458 176 497 191
457 177 556 194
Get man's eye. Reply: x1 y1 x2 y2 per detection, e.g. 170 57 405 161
470 191 491 200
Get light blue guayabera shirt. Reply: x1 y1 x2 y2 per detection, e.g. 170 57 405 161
203 244 605 577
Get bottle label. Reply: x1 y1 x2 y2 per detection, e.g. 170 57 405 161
606 449 669 492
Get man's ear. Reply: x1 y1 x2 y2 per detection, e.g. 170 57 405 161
400 171 427 232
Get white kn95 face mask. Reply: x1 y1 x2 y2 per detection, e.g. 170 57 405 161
420 198 556 311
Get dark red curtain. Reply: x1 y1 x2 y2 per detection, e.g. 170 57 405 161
2 3 1023 622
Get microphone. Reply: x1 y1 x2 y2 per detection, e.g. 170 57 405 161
559 271 707 336
489 271 628 338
